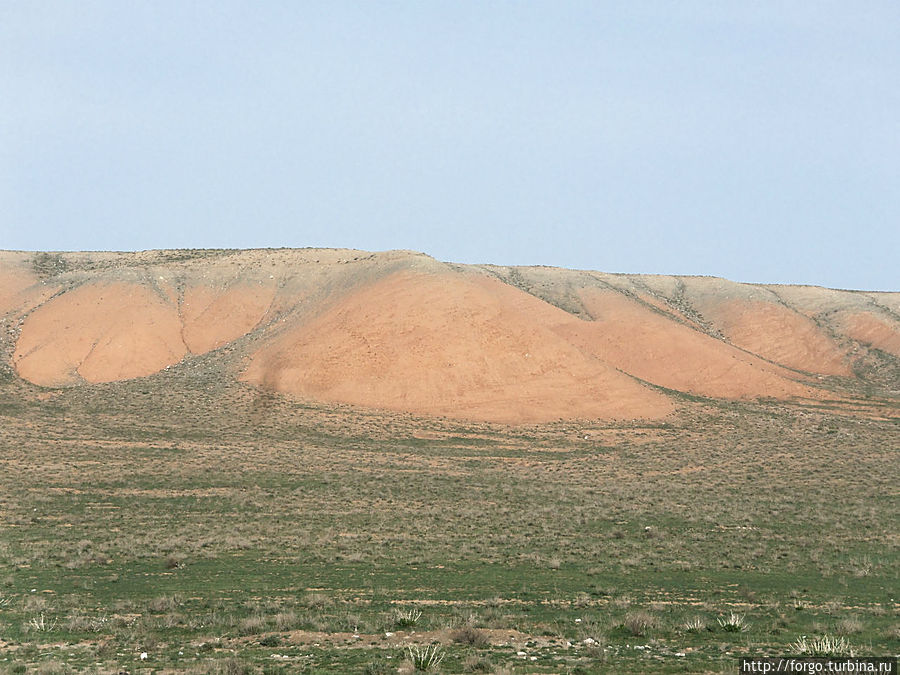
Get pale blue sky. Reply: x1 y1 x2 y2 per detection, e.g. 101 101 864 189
2 2 898 290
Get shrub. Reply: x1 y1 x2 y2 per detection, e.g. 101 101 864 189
835 616 863 636
462 653 492 672
299 593 332 609
623 610 659 636
451 624 489 647
238 615 267 635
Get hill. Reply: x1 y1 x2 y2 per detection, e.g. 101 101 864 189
2 248 898 423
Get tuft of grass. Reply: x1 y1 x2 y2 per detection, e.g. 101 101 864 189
238 615 267 635
682 616 705 633
27 613 58 632
792 634 854 657
300 593 332 609
194 657 257 674
394 607 422 628
834 616 863 636
623 610 659 636
65 614 109 632
717 612 750 633
462 653 493 672
406 644 444 672
33 663 73 675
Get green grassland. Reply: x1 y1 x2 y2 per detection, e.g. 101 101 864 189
0 369 897 673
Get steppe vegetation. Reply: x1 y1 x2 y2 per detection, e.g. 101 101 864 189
0 367 896 673
1 249 898 672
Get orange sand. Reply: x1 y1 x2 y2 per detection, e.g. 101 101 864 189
0 268 38 315
556 288 819 400
702 300 851 376
838 311 900 357
242 270 675 424
13 282 187 386
181 282 276 354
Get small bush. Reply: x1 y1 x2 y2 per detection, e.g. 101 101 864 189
299 593 332 609
451 624 489 647
27 613 58 632
462 653 492 672
238 615 267 635
273 610 298 630
835 616 863 636
623 610 659 636
148 595 179 613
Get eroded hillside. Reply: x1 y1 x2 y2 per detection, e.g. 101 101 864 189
1 249 898 423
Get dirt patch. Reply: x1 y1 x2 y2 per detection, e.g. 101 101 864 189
236 627 555 649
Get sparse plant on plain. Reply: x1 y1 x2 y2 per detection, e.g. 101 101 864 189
682 616 705 633
623 610 659 636
792 634 854 657
835 616 863 636
451 623 489 647
718 612 750 632
406 643 444 671
27 613 57 632
394 607 422 628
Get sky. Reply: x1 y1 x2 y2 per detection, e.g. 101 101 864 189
1 2 898 291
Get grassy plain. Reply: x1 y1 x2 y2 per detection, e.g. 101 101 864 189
0 367 897 673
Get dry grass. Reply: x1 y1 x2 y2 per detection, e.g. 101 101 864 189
623 610 660 636
450 624 490 647
0 363 895 673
